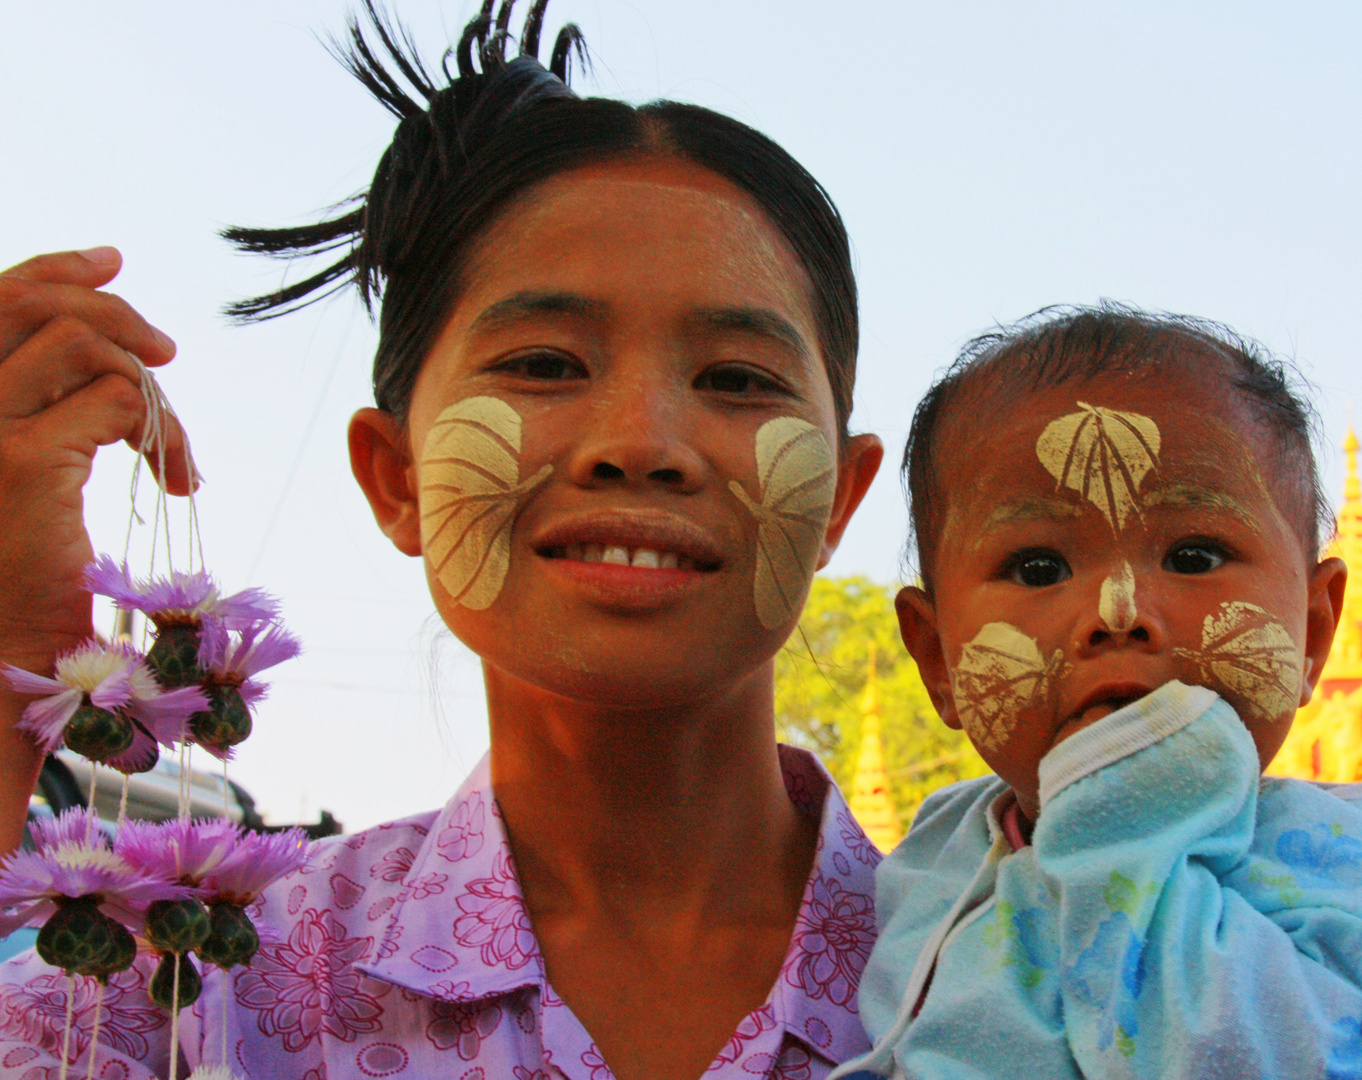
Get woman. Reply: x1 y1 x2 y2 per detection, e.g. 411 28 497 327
0 3 884 1077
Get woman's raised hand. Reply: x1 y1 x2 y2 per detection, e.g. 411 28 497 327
0 247 192 673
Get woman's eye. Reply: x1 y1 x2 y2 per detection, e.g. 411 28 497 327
1163 542 1227 575
695 365 783 395
494 352 586 380
1006 551 1072 587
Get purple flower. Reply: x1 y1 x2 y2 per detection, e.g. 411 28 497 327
0 809 188 937
201 829 311 905
204 623 301 708
114 819 242 890
2 640 207 767
84 557 280 666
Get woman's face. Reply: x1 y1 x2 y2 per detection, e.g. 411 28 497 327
377 156 879 708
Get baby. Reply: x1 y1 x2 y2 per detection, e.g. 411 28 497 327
837 305 1362 1079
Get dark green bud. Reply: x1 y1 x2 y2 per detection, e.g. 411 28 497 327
63 704 134 762
144 898 210 954
146 622 204 687
36 896 124 977
90 921 138 983
148 952 201 1011
196 902 259 969
189 685 252 752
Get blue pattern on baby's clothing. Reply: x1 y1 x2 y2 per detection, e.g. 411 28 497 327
843 682 1362 1080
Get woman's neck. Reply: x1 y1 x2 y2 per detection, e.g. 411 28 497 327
483 658 814 925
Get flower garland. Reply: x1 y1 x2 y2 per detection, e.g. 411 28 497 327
0 359 309 1080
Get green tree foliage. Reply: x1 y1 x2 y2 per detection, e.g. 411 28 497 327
775 575 993 832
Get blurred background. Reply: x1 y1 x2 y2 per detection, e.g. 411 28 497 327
3 1 1360 833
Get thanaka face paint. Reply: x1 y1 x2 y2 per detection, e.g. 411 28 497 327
952 622 1068 752
1036 402 1161 531
1174 601 1303 725
1098 561 1137 633
419 396 553 610
729 417 836 630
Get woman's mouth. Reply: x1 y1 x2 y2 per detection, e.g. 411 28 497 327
542 544 705 571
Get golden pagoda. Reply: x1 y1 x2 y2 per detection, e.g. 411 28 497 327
1268 424 1362 782
848 645 904 852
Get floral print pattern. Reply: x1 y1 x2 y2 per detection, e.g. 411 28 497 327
0 749 875 1079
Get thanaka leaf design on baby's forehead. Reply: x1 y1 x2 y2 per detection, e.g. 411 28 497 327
1036 402 1161 531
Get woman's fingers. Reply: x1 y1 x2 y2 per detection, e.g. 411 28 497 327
2 247 124 288
0 316 145 419
131 405 196 498
0 252 176 368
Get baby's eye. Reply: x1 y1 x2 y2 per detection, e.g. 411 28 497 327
1005 550 1072 588
492 351 587 381
1163 541 1227 575
694 364 786 396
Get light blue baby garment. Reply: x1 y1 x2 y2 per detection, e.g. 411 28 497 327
836 681 1362 1079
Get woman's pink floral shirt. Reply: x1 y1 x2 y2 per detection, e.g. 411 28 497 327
0 747 880 1079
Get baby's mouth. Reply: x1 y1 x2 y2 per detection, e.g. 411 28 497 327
1069 684 1152 729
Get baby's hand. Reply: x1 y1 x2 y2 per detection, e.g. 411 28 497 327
0 247 191 673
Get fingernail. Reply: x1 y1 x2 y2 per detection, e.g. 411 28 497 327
76 246 120 265
150 325 176 353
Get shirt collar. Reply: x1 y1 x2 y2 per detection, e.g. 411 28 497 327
357 745 880 1063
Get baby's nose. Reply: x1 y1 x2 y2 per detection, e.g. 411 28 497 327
1077 561 1165 653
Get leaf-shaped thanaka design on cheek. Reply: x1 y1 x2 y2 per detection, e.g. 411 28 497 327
729 417 837 630
1098 561 1137 632
1174 601 1302 724
419 396 554 611
1036 402 1161 531
952 622 1068 752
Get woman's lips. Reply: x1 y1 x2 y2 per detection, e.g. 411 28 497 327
531 511 726 609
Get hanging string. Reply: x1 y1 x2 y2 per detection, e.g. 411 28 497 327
117 774 130 831
85 769 99 846
221 968 231 1069
57 974 75 1080
167 956 182 1080
83 982 106 1080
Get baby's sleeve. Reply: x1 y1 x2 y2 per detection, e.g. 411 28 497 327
1033 683 1362 1080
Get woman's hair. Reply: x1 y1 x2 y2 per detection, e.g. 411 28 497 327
903 302 1330 589
224 0 858 438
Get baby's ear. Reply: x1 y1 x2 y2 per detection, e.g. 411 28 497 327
895 585 960 728
1301 555 1348 703
349 408 423 557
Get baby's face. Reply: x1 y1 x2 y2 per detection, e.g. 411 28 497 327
907 365 1335 819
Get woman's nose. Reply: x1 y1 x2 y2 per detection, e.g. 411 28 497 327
563 374 705 492
1075 561 1166 654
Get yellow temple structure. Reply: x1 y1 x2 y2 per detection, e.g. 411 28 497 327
848 646 905 852
1268 425 1362 782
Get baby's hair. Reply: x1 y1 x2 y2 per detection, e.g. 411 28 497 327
904 301 1330 589
222 0 858 439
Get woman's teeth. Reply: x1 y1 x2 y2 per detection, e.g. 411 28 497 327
557 544 685 569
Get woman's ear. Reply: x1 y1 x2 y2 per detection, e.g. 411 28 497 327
895 585 959 728
349 408 423 557
1301 555 1348 703
817 433 883 567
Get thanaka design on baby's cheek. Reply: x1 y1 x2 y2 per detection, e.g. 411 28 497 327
1174 601 1303 725
953 623 1068 752
730 417 836 630
419 396 553 610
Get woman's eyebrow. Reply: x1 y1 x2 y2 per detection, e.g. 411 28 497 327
693 306 810 358
469 291 608 334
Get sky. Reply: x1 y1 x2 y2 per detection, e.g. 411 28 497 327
4 1 1360 830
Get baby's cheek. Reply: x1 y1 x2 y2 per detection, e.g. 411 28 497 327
1171 600 1303 726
